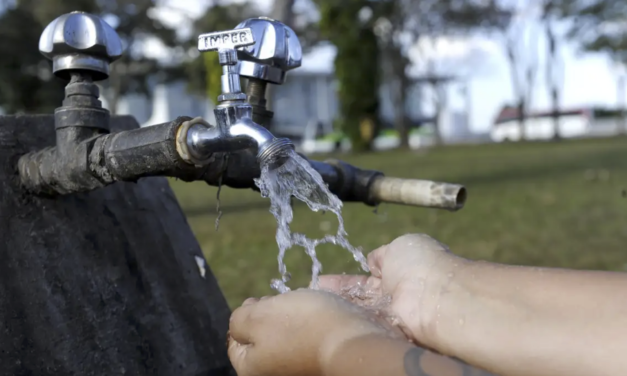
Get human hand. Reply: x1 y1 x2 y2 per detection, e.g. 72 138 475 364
317 233 467 349
227 288 406 376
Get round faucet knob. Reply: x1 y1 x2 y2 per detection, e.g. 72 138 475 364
234 17 302 85
39 11 124 81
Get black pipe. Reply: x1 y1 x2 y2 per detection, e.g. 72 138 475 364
19 113 385 207
18 117 221 195
312 159 383 206
90 116 203 183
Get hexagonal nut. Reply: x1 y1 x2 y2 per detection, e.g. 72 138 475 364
39 11 124 81
234 17 302 72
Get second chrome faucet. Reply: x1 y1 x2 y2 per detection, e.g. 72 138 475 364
184 26 294 167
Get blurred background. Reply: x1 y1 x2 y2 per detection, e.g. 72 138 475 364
1 0 627 308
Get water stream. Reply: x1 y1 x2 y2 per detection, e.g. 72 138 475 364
254 149 370 293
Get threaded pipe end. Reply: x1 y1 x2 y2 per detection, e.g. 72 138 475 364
257 138 294 168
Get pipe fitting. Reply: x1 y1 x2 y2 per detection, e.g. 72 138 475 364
176 117 215 166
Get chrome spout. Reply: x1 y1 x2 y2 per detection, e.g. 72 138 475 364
229 117 274 150
185 117 293 165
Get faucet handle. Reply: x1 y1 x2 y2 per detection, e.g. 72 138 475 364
197 27 255 53
234 17 302 85
198 28 256 101
39 11 123 81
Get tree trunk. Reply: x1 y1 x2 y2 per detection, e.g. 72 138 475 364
544 16 561 141
392 73 409 149
551 87 560 141
517 98 526 141
433 83 444 146
389 47 410 149
505 38 527 142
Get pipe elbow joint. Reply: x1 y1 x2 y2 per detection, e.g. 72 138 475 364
18 136 106 196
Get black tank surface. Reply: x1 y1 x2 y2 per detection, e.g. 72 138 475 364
0 115 234 376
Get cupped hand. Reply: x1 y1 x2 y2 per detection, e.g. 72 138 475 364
317 233 468 348
227 288 406 376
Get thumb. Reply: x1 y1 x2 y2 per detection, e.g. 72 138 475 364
227 336 254 376
367 244 389 278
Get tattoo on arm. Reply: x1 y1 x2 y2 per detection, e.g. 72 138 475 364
403 347 498 376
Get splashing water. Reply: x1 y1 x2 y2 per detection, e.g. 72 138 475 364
254 149 369 293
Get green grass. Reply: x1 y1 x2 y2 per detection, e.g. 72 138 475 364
170 137 627 309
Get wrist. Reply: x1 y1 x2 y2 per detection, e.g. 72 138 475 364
421 259 514 360
400 255 475 352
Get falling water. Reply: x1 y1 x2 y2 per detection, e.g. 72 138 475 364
254 148 370 293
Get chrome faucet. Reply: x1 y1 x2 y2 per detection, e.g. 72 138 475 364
234 17 302 128
185 27 294 166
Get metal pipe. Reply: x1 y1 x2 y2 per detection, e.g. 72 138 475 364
184 116 293 165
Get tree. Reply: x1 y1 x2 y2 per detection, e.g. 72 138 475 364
473 0 539 141
541 0 566 140
373 0 412 148
0 0 181 114
562 1 627 63
0 5 66 114
372 0 511 146
558 1 627 133
315 0 381 152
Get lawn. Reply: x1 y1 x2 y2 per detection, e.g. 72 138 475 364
169 137 627 309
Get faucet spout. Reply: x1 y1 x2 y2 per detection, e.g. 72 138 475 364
228 118 274 152
185 116 293 166
229 118 294 165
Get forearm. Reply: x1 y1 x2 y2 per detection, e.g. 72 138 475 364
432 261 627 376
323 334 495 376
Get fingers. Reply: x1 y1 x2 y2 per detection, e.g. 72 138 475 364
227 336 250 373
229 295 273 345
229 303 256 345
367 234 451 278
316 274 371 293
367 244 389 278
228 336 266 376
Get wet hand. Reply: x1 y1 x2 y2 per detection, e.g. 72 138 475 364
227 289 405 376
317 233 467 348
